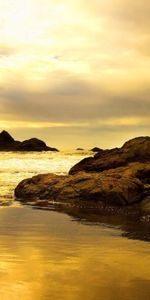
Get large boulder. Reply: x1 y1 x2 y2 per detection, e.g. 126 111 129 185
69 137 150 174
122 136 150 159
15 162 150 207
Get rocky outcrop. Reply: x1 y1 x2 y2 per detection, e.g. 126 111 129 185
15 162 150 207
15 138 58 152
90 147 103 153
15 136 150 208
0 130 15 150
15 166 143 206
69 137 150 174
76 148 84 151
0 130 59 152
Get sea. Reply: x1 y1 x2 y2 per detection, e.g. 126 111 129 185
0 151 149 300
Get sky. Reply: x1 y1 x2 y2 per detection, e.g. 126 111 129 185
0 0 150 149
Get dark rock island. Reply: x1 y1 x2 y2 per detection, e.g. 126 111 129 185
76 148 84 151
15 136 150 212
90 147 103 153
0 130 59 152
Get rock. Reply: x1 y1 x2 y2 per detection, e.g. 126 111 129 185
122 136 150 160
69 137 150 175
141 196 150 212
76 148 84 151
69 148 122 174
15 163 147 207
0 130 59 152
0 130 15 150
15 138 58 152
15 136 150 208
90 147 103 153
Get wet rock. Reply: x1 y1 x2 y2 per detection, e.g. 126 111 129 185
141 196 150 212
15 166 144 206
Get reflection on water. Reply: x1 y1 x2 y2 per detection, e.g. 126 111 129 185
43 202 150 242
0 206 150 300
0 151 150 300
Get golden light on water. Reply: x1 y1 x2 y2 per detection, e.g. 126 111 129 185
0 206 149 300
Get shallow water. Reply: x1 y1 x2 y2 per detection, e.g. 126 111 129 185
0 151 149 300
0 151 89 200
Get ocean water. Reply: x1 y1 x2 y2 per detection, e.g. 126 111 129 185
0 150 90 202
0 151 149 300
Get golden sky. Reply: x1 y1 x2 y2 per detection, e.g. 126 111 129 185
0 0 150 148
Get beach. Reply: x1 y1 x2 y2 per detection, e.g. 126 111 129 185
0 151 149 300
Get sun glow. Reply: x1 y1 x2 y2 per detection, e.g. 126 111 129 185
1 1 31 44
1 0 69 47
0 120 90 130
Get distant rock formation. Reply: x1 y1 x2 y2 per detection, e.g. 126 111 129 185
76 148 84 151
15 136 150 210
0 130 15 149
90 147 103 153
0 130 59 152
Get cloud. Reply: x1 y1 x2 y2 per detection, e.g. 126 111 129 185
0 0 150 147
0 77 150 123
